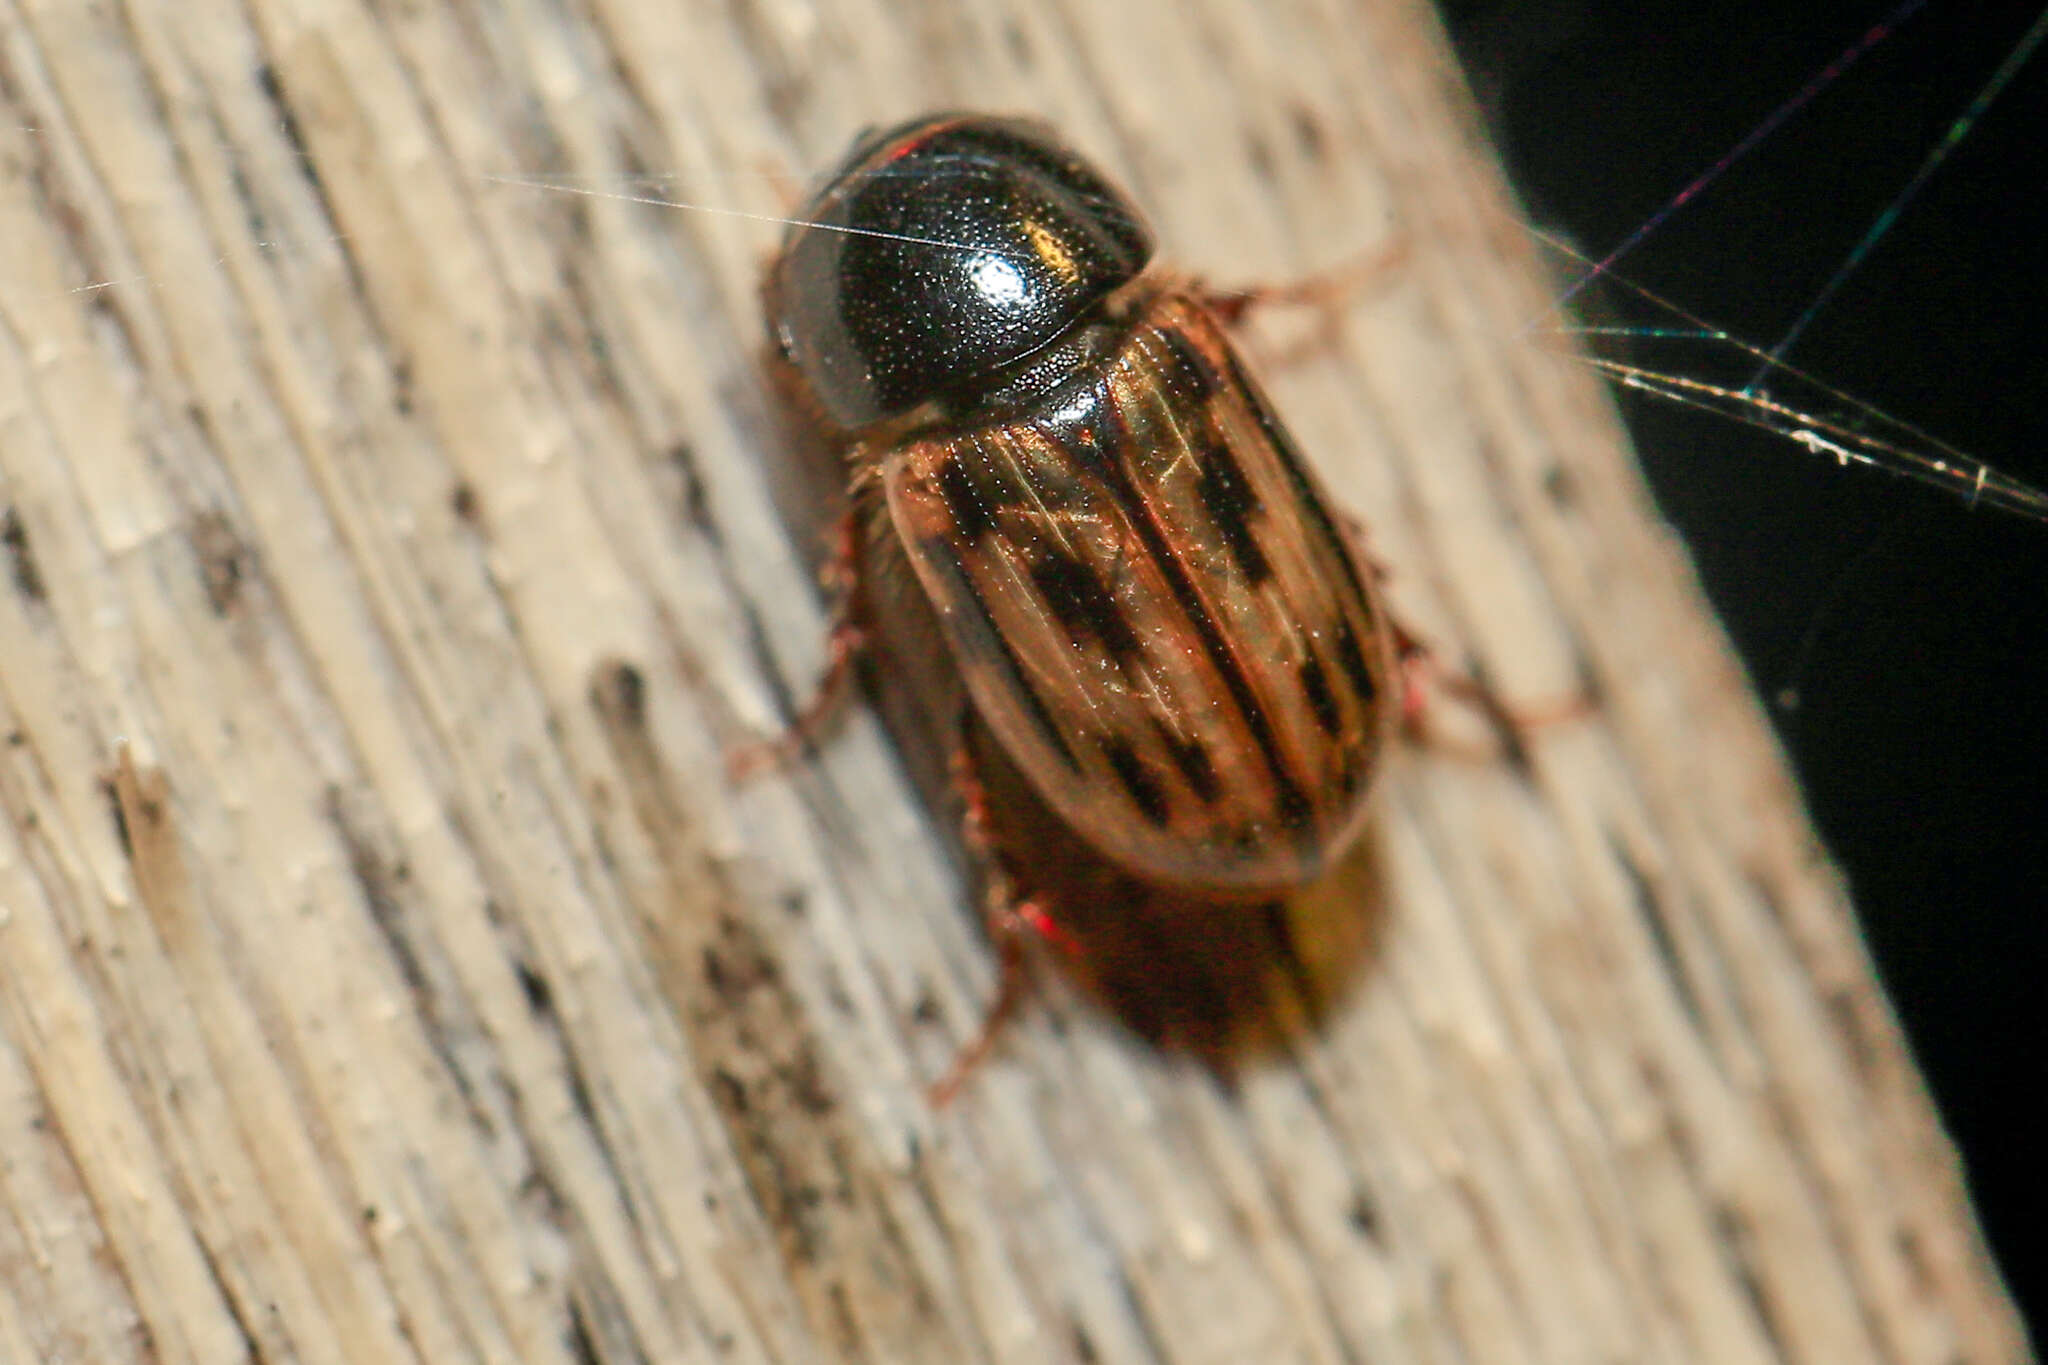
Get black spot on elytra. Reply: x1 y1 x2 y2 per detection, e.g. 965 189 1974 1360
1031 549 1142 661
1194 434 1272 585
1299 654 1342 736
935 453 995 541
1333 620 1377 704
1157 326 1223 399
924 547 1082 772
1153 721 1221 803
1086 422 1301 804
1099 734 1170 827
1275 775 1313 830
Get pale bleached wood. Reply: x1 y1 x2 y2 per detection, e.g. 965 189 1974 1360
0 0 2023 1362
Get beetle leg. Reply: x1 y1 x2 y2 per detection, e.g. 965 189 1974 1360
1337 530 1587 755
926 874 1043 1107
1197 238 1410 328
727 508 871 778
1391 605 1591 760
927 736 1081 1105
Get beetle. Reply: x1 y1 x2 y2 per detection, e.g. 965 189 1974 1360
755 112 1401 1095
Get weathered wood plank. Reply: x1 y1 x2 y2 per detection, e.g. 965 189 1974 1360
0 0 2021 1361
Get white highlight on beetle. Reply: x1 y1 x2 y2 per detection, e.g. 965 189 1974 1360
967 253 1029 309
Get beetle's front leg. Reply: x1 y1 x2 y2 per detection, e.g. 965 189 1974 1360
1196 237 1411 335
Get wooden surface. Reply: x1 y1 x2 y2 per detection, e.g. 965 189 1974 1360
0 0 2024 1361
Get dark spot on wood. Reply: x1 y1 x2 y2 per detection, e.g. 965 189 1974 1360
1154 720 1221 803
1894 1225 1935 1296
1299 654 1341 736
2 506 46 602
449 480 481 523
935 452 995 541
1291 103 1328 162
1099 733 1170 827
391 356 414 414
1609 830 1707 1037
702 927 782 1006
1347 1189 1384 1242
1003 18 1034 66
1030 548 1141 661
515 960 553 1015
1544 463 1576 507
708 1064 749 1116
1115 1267 1174 1362
776 1048 838 1118
590 658 647 727
187 1231 261 1359
1243 127 1277 186
668 440 719 544
1825 985 1878 1081
100 774 134 860
1713 1201 1792 1359
566 1298 601 1365
1195 433 1272 585
256 63 307 166
328 788 430 1003
190 510 249 615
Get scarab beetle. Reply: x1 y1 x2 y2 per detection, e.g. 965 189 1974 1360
759 113 1399 1086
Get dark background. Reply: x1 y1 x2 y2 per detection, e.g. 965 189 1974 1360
1439 0 2048 1337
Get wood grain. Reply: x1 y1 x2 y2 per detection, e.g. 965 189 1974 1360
0 0 2023 1360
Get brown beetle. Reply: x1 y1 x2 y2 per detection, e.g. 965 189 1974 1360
756 113 1399 1094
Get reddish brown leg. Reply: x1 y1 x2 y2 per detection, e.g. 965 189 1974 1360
926 739 1077 1106
728 509 870 779
1199 238 1411 327
926 877 1044 1107
1328 518 1586 754
1389 610 1591 756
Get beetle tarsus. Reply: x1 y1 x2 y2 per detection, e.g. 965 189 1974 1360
1391 617 1589 761
927 879 1042 1107
727 510 871 779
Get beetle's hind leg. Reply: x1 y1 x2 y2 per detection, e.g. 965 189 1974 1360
926 733 1079 1106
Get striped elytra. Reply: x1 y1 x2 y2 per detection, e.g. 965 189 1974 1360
882 291 1393 891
